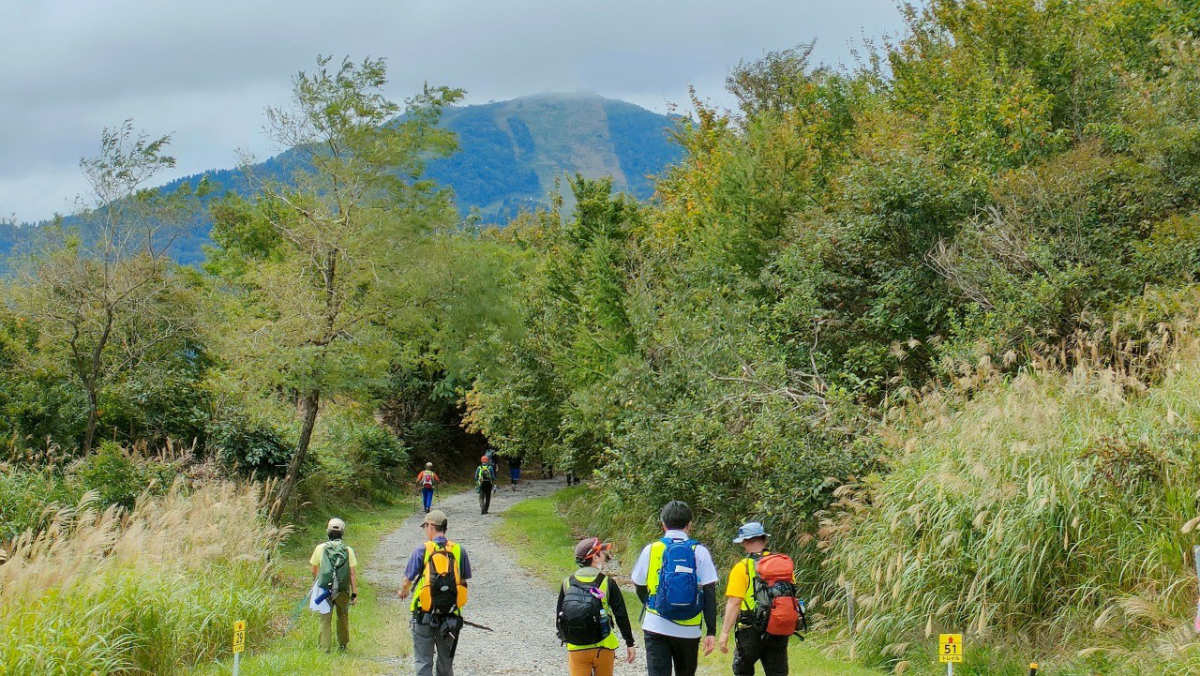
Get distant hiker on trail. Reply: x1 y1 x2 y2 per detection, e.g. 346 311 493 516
399 509 471 676
475 455 496 515
556 537 636 676
416 462 440 513
310 517 358 653
717 522 804 676
508 454 522 491
632 500 719 676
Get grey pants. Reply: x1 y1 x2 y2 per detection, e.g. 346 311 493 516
411 615 459 676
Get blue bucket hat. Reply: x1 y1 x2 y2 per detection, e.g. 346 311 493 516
733 521 768 543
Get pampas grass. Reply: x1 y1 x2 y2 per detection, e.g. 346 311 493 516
0 480 285 674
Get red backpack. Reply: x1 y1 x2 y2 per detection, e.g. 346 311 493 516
752 553 807 637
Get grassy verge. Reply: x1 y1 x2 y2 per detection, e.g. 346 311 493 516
497 487 882 676
194 492 423 675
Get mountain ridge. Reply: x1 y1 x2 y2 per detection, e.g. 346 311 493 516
3 93 684 264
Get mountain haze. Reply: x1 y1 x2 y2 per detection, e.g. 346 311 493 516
0 94 682 265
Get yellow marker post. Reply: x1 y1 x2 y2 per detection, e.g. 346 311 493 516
939 633 963 675
232 620 246 675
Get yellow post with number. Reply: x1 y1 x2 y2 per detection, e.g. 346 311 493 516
233 620 246 675
939 633 963 675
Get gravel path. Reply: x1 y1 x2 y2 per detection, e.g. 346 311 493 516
362 479 646 675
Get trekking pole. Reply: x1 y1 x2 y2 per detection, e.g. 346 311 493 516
461 618 495 632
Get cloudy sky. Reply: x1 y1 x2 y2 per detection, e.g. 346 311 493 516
0 1 903 223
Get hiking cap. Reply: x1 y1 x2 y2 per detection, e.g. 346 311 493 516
425 462 433 468
733 521 768 543
422 509 448 528
327 517 346 533
480 455 489 463
574 536 612 564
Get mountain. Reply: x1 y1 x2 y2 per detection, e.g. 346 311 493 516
0 94 683 266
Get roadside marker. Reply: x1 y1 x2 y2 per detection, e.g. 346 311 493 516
939 633 963 675
233 620 246 675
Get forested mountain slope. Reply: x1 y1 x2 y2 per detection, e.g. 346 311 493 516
0 93 681 264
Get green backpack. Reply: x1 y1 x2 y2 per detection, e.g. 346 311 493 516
317 540 351 599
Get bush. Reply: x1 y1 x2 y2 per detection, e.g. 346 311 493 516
0 482 282 674
207 415 291 478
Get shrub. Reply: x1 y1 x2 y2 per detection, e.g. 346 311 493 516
207 415 291 478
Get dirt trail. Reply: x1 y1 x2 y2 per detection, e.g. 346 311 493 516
362 479 645 674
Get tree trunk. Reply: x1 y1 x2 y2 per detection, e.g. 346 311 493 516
269 390 321 524
83 385 99 453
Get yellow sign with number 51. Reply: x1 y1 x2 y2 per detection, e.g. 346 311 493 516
939 633 963 663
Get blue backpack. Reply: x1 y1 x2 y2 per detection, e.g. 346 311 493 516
652 537 703 621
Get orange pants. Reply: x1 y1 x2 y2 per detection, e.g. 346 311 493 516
568 647 616 676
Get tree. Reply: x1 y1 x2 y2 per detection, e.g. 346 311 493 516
210 56 462 523
10 122 199 452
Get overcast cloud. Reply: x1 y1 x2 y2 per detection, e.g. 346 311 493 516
0 1 903 222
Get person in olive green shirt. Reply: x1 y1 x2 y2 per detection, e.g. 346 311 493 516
310 517 359 652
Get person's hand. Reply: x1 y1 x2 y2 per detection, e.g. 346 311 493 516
718 631 729 653
702 635 716 656
625 646 636 664
398 587 410 600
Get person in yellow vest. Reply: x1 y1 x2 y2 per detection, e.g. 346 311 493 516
717 522 788 676
631 500 719 676
556 537 637 675
398 510 471 676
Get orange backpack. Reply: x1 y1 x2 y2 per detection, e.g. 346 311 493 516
753 553 806 637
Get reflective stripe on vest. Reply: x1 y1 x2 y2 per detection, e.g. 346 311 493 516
645 539 702 626
564 571 619 651
737 550 770 613
410 540 462 613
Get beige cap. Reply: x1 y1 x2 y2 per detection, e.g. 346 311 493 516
425 462 434 468
327 517 346 532
422 509 448 528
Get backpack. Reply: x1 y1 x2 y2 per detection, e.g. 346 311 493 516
316 540 351 600
652 538 703 622
476 466 493 486
557 573 611 645
751 553 806 637
418 541 468 615
421 471 436 488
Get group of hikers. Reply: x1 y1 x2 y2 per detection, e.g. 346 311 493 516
415 453 521 515
310 472 804 676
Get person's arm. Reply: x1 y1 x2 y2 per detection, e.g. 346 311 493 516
702 583 717 635
635 584 649 606
718 596 741 652
311 564 319 578
608 581 636 646
350 566 359 602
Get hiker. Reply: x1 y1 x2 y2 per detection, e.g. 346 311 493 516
556 537 636 675
565 469 579 486
508 454 522 491
717 522 803 676
309 517 358 653
475 455 496 514
632 500 719 676
399 509 471 676
416 462 440 513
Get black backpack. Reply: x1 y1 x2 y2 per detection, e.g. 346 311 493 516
426 546 460 615
557 573 610 645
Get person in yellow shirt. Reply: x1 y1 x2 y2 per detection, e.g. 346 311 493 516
310 517 359 652
717 522 787 676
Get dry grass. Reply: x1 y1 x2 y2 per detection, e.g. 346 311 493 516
0 480 284 674
823 289 1200 672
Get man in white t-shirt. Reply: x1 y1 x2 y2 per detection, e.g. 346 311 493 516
631 500 719 676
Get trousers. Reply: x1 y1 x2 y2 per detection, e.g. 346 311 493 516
411 614 460 676
318 593 350 652
567 647 616 676
731 627 788 676
644 630 698 676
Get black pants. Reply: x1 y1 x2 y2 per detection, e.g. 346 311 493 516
478 483 493 514
731 627 788 676
644 631 699 676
